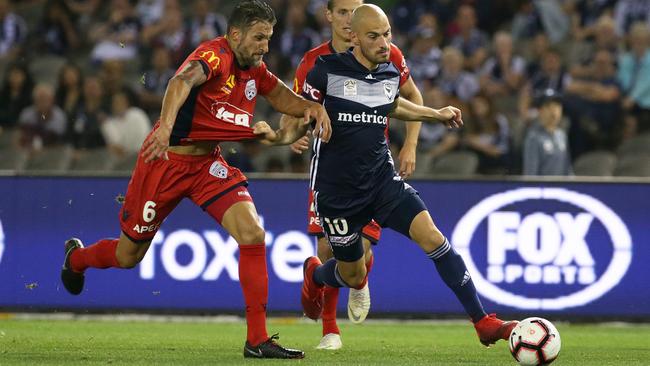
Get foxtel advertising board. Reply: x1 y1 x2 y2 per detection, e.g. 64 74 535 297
0 176 648 316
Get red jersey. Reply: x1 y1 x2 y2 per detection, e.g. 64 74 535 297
292 41 410 95
169 37 279 145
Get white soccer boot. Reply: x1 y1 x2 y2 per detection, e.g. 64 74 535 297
347 283 370 324
316 333 342 350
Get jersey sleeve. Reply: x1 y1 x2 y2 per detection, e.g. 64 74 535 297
389 44 410 86
182 42 227 81
292 56 311 94
301 57 328 103
257 62 280 95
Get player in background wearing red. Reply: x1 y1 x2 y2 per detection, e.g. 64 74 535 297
59 0 331 359
279 0 423 350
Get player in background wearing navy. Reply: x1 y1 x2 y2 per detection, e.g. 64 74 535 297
279 0 423 350
59 0 332 359
272 4 518 348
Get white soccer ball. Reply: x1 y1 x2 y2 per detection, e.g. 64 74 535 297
509 317 561 366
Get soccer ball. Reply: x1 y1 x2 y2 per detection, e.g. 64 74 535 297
509 317 561 366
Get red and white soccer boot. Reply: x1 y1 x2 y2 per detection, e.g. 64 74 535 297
474 313 518 346
301 256 325 320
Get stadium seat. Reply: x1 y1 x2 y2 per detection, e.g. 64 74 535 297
24 145 73 172
28 56 67 85
431 151 479 176
617 135 650 157
0 145 28 171
613 156 650 177
573 151 617 176
69 148 113 172
110 153 139 172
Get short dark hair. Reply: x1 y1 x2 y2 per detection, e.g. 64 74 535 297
228 0 276 33
327 0 334 10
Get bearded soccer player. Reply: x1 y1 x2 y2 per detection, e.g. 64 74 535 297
289 4 518 348
279 0 423 350
59 0 331 359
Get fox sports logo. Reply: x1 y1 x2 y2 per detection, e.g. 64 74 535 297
0 218 4 265
451 188 632 310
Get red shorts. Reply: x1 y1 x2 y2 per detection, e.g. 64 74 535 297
307 190 382 243
119 147 252 242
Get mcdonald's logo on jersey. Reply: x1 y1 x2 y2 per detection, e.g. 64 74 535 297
198 50 221 71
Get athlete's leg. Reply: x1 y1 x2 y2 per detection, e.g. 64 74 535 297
216 201 268 347
316 235 340 339
383 190 516 345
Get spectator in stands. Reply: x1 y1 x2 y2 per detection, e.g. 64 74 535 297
570 15 619 78
89 0 141 63
406 13 442 85
464 94 510 174
189 0 227 47
436 46 479 103
520 48 571 120
523 90 572 176
265 156 285 173
511 0 544 42
55 63 84 121
564 49 622 157
64 0 101 25
613 0 650 36
289 152 308 173
0 63 34 130
568 0 617 42
141 5 191 67
36 0 80 56
136 0 167 27
418 86 460 163
67 76 107 150
523 32 550 78
0 0 27 60
18 83 67 150
101 89 150 158
449 4 489 71
138 46 174 119
619 22 650 133
99 59 134 102
479 31 526 98
280 5 320 69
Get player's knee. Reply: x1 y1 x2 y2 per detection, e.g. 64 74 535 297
317 237 333 261
116 252 142 269
340 266 367 288
237 224 266 245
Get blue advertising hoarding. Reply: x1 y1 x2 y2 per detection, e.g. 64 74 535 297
0 176 648 317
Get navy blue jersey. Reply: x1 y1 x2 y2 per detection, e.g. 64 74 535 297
303 50 402 209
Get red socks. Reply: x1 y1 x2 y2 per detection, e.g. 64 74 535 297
353 252 375 290
238 244 269 346
70 239 120 273
322 287 340 336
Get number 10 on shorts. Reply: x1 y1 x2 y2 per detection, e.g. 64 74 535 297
322 217 349 235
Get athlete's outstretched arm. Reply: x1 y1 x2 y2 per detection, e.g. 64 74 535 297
397 76 423 178
253 115 311 146
142 61 207 163
264 81 332 142
389 96 463 129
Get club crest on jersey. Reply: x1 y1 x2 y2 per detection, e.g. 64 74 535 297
245 80 257 100
383 82 393 100
209 161 228 179
344 79 357 96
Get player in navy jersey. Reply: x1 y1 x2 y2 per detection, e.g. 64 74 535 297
258 4 518 348
59 0 331 359
278 0 424 350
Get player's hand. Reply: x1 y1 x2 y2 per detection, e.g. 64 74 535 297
142 124 171 163
290 132 310 154
305 103 331 142
398 143 416 179
252 121 278 143
436 106 463 129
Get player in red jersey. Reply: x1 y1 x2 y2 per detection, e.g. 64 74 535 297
279 0 424 350
59 0 331 359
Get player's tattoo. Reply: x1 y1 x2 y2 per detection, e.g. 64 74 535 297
176 61 207 87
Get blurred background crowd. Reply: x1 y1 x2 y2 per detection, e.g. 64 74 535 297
0 0 648 177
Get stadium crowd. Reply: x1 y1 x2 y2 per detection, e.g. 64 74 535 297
0 0 648 176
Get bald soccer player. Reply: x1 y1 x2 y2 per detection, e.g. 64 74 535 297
278 0 423 350
260 4 518 348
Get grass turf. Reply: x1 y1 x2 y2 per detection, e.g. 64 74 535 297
0 317 649 365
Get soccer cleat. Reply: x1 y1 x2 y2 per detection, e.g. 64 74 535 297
301 256 324 320
347 282 370 324
243 334 305 359
60 238 85 295
316 333 342 350
474 313 518 347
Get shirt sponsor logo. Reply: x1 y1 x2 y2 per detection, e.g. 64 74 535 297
337 112 388 125
451 187 632 310
303 81 321 101
210 101 252 127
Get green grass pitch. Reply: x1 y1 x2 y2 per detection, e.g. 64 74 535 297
1 316 649 365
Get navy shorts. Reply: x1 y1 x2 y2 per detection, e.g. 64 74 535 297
316 179 427 262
